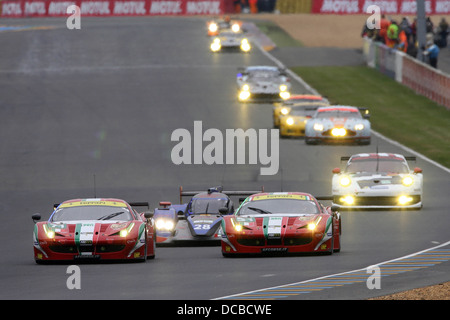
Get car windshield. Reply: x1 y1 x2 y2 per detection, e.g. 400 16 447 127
191 198 228 214
51 206 133 222
346 159 409 174
237 199 319 216
316 109 361 119
290 106 317 117
248 70 279 79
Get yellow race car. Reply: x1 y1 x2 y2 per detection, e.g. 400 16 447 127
274 94 329 129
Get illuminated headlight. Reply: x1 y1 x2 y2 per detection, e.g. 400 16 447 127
286 117 294 126
331 127 347 137
279 84 288 92
339 176 351 187
156 219 175 231
307 216 322 230
43 225 55 239
340 195 355 205
240 39 251 52
231 23 240 32
239 90 251 101
234 224 243 232
354 123 364 130
281 107 289 115
208 23 218 33
279 91 290 100
119 223 135 237
313 123 324 131
210 38 221 52
402 176 414 187
398 195 413 205
242 84 250 91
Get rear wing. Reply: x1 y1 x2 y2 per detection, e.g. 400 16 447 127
179 185 264 204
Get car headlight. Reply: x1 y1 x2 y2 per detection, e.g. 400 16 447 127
231 23 240 32
340 195 355 205
242 84 250 91
279 84 287 92
279 91 290 100
281 107 289 115
240 39 251 52
402 176 414 186
339 176 351 187
286 117 294 126
43 224 55 239
354 123 364 130
156 219 175 231
119 223 135 237
210 38 221 52
209 23 218 32
331 127 347 137
398 195 413 205
239 90 251 101
307 216 322 230
313 123 324 131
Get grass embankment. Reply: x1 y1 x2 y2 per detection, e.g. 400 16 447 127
291 66 450 168
254 20 303 47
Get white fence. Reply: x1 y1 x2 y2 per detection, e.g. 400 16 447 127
363 38 450 109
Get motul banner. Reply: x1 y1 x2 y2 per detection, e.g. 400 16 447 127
0 0 229 17
311 0 450 14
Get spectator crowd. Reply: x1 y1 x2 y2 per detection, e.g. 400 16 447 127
362 15 449 69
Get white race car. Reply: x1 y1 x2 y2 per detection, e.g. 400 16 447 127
237 66 291 102
331 153 423 209
210 29 251 53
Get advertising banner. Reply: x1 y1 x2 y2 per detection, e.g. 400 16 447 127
0 0 228 17
311 0 450 15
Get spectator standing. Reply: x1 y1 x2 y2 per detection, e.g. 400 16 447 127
423 40 439 68
386 20 399 48
436 18 449 48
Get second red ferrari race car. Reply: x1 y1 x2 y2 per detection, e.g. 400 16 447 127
32 198 155 263
220 192 341 256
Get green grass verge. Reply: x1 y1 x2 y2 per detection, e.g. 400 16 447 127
254 21 303 48
291 66 450 168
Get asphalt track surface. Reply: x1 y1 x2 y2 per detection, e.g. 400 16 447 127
0 17 449 302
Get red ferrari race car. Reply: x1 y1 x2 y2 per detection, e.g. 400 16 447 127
32 198 155 263
220 192 341 257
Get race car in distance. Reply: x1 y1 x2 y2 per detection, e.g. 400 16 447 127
220 192 341 257
305 106 371 145
237 66 291 102
273 94 329 128
207 17 242 36
154 186 263 245
332 153 423 209
32 198 155 263
210 29 251 53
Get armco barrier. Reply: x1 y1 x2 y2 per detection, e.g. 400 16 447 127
363 37 450 109
0 0 234 17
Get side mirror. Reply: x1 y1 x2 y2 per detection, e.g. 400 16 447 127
218 207 229 216
144 212 154 219
332 167 341 174
32 213 41 223
330 205 339 213
414 167 422 174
